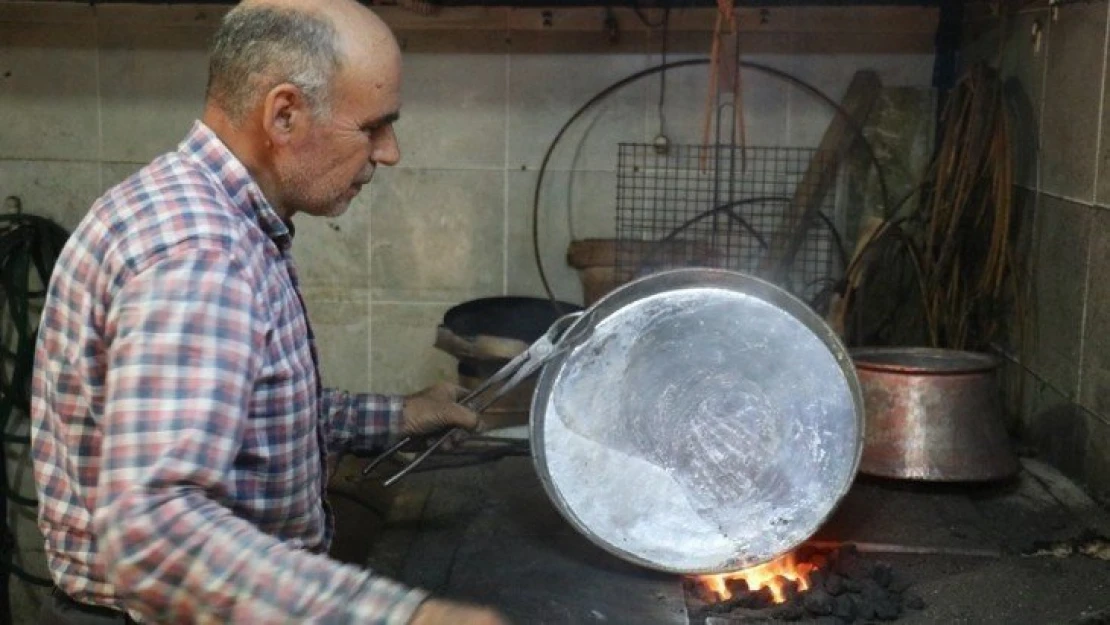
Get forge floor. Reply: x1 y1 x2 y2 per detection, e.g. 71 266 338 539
337 454 1110 625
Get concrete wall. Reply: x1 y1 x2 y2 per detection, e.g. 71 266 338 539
964 2 1110 506
0 2 935 620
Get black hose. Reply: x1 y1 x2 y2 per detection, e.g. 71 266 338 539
0 214 72 618
812 210 850 270
532 59 895 305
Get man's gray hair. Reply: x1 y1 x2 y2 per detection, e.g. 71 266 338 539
206 5 343 123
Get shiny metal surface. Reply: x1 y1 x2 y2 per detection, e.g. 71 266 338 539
530 268 865 575
852 347 1018 482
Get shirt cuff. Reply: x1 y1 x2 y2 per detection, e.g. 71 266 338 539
352 393 406 444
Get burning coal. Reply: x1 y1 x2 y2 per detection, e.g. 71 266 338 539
685 545 925 623
698 552 816 604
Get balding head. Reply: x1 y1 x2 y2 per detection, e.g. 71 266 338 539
206 0 396 124
202 0 402 220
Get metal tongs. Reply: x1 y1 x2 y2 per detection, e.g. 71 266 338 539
362 310 594 486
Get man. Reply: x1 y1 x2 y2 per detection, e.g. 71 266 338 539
30 1 505 623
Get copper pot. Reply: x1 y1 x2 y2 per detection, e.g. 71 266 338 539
851 347 1018 482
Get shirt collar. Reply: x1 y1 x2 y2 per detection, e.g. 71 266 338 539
178 121 293 249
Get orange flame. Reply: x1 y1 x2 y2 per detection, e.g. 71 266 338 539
697 552 816 604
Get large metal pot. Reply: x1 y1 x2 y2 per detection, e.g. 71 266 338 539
851 347 1018 482
529 268 865 575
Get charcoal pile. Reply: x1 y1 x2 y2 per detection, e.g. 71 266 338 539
685 545 926 624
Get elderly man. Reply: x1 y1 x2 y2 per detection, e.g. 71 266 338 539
31 1 505 623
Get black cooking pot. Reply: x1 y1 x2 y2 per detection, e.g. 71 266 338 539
441 297 582 379
442 297 582 344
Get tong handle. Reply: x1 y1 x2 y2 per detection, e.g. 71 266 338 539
358 435 414 477
359 376 516 484
377 429 459 487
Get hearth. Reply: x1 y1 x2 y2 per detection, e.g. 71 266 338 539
353 455 1110 624
684 545 925 624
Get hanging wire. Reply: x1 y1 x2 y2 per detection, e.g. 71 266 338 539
531 58 894 306
656 8 671 143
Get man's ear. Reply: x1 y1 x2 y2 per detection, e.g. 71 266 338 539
261 83 308 147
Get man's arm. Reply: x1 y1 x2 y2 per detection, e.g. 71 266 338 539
321 384 479 455
95 245 426 623
320 389 404 453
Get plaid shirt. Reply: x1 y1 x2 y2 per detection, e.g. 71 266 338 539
31 121 427 624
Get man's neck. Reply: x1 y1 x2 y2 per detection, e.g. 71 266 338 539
201 104 292 220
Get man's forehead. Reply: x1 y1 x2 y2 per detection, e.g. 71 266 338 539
332 62 401 123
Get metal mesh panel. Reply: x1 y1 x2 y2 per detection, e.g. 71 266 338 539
615 143 844 304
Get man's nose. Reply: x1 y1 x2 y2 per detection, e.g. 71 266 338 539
372 125 400 166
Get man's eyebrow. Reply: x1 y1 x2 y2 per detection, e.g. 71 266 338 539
363 112 400 129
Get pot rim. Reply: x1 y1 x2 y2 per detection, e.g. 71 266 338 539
850 346 1000 374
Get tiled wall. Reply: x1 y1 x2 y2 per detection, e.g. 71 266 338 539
965 2 1110 504
0 2 938 395
0 2 934 618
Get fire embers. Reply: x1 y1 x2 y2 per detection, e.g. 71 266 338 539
1026 530 1110 560
685 545 926 623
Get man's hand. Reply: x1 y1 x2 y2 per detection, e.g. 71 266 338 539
401 382 480 436
409 599 508 625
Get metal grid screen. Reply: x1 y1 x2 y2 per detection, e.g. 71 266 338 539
615 143 843 303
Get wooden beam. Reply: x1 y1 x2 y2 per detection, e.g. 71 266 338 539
0 2 940 54
760 70 883 280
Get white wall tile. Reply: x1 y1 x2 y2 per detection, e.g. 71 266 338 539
508 34 650 172
1040 0 1107 201
370 168 505 301
0 159 100 231
0 20 98 161
98 23 212 163
506 169 620 302
100 161 144 194
301 286 372 394
370 301 458 395
291 193 372 289
393 32 507 170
